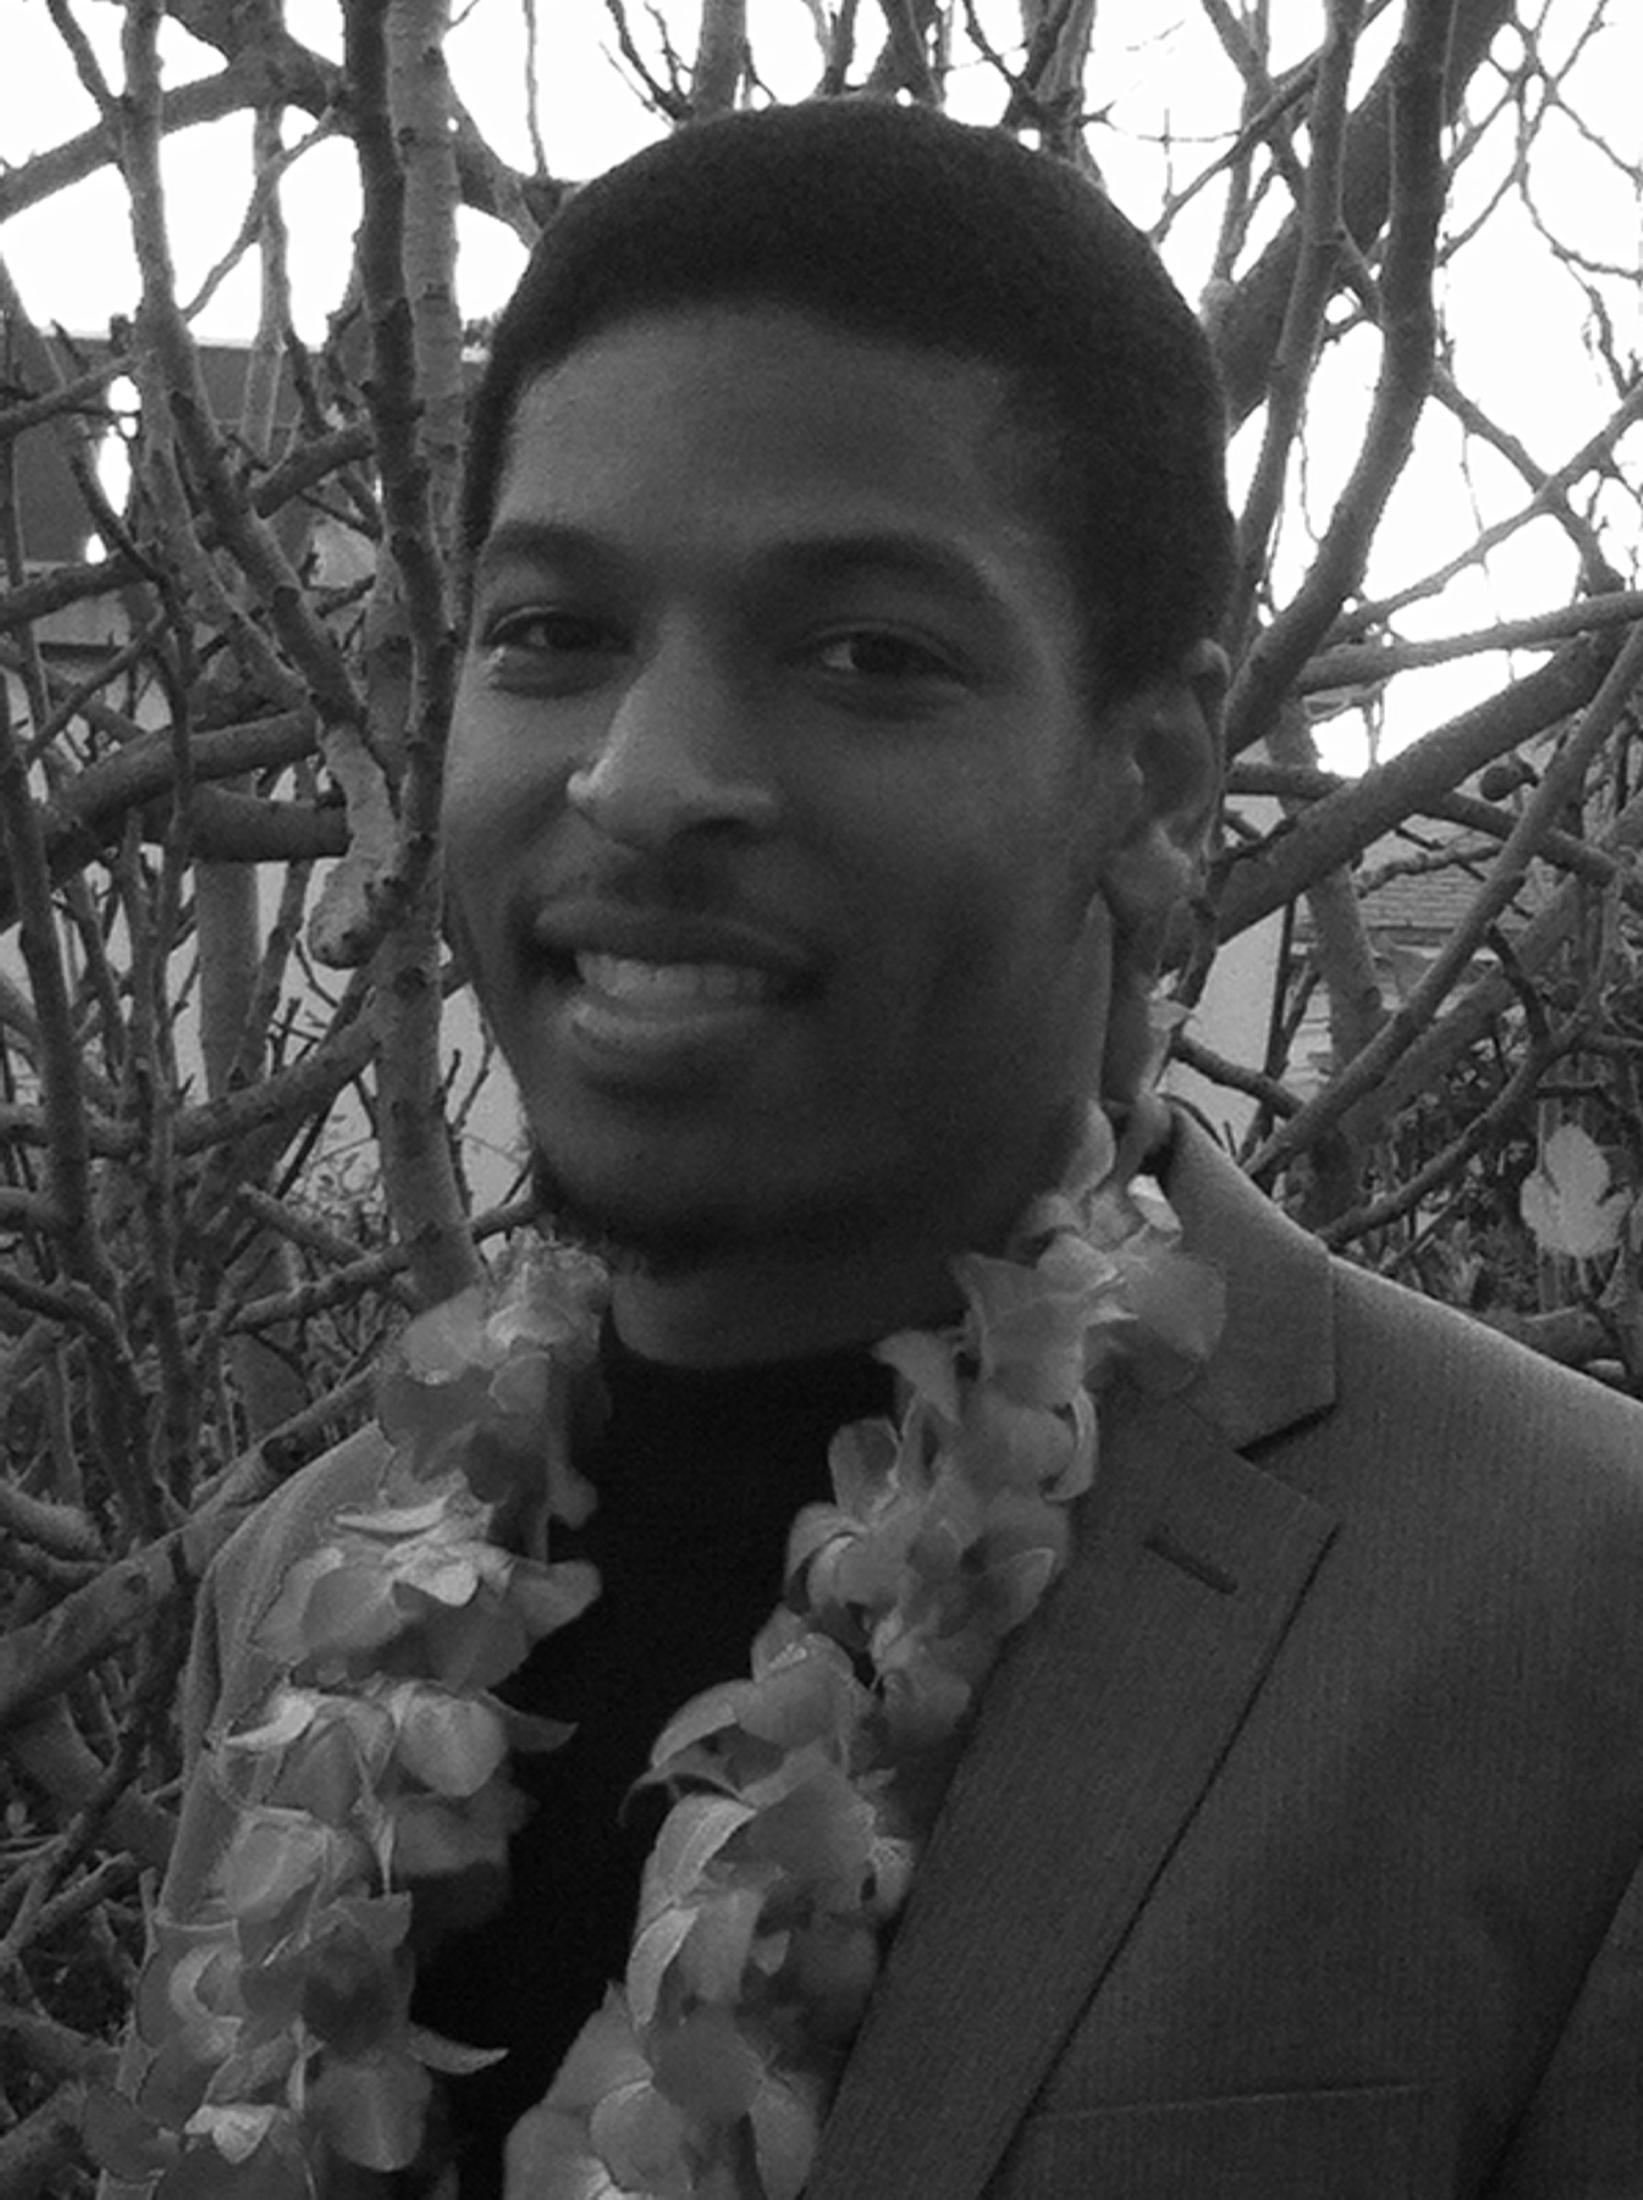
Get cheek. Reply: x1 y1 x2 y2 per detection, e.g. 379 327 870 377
865 812 1094 1038
442 695 496 854
442 679 592 868
442 701 541 877
439 779 492 913
440 764 528 988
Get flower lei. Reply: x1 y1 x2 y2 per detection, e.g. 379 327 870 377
93 1106 1222 2199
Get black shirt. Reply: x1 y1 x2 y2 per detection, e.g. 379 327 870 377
410 1322 894 2197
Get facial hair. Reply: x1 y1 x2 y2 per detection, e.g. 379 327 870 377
525 1139 869 1282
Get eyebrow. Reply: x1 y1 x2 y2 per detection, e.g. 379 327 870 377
766 532 1013 612
471 518 1018 617
471 521 620 588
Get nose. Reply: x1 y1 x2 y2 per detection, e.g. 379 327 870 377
566 637 781 850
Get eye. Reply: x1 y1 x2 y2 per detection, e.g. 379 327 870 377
484 607 623 655
474 607 627 692
808 629 962 684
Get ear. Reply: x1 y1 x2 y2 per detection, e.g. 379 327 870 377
1091 639 1226 1113
1098 638 1226 955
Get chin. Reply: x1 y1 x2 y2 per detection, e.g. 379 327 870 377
527 1135 919 1282
528 1144 772 1278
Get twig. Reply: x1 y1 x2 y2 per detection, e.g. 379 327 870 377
4 1700 175 1876
191 1366 382 1515
173 1018 376 1157
0 2002 112 2084
1214 637 1614 944
1229 0 1363 651
0 555 140 637
819 0 859 93
0 359 123 449
1428 361 1621 595
118 3 362 732
692 0 747 117
221 1191 533 1334
1170 1031 1304 1117
344 0 482 1306
600 0 692 118
0 2075 93 2197
1150 51 1318 245
520 0 551 174
234 1179 408 1283
1339 376 1643 638
122 837 197 1506
0 45 339 227
0 1481 101 1565
0 708 321 929
1249 618 1643 1182
0 1378 366 1736
0 676 146 1528
1226 0 1452 756
1318 1018 1564 1249
250 419 375 517
180 111 338 328
1303 593 1643 693
1225 769 1640 905
0 1853 143 1980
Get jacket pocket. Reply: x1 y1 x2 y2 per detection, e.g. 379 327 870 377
995 2081 1433 2198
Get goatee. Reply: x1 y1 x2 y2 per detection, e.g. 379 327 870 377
526 1141 739 1280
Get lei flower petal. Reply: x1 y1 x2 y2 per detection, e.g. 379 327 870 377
96 1244 606 2195
531 1115 1218 2200
97 1124 1222 2200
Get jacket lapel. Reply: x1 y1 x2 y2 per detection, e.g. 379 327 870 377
807 1122 1342 2200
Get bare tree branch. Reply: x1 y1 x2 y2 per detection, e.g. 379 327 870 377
1209 0 1514 424
692 0 748 117
1214 636 1616 942
1225 0 1452 757
1248 618 1643 1183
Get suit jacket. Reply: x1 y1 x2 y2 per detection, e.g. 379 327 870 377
137 1124 1643 2196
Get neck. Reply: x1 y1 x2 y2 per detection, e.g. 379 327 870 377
609 1229 967 1368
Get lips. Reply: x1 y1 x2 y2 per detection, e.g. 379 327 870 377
574 953 786 1007
517 901 822 1084
524 901 821 1001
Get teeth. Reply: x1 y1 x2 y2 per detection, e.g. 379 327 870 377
576 953 779 1005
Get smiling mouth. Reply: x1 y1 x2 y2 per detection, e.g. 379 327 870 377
575 952 791 1007
551 948 807 1083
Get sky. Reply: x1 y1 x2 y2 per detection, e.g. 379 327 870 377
3 0 1640 771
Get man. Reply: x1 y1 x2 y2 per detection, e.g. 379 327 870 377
110 101 1643 2198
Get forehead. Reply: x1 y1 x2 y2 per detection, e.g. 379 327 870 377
483 305 1061 594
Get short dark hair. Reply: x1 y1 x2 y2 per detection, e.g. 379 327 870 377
461 99 1234 700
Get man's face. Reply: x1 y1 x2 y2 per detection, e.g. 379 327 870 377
444 306 1146 1272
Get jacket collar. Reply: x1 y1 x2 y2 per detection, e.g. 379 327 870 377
807 1115 1342 2200
1166 1109 1336 1451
